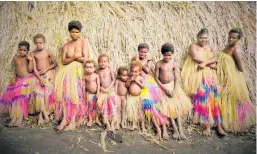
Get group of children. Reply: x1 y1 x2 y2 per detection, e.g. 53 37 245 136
0 20 255 141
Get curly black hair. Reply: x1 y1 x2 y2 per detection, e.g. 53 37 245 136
138 43 149 51
68 20 83 32
229 28 243 39
161 43 174 54
33 34 46 42
197 28 208 37
18 41 30 50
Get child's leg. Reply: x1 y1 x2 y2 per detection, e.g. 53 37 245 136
104 116 112 131
115 96 121 130
57 105 68 130
170 119 180 139
203 124 211 136
121 97 126 129
95 113 102 126
64 114 76 131
162 124 169 140
38 111 44 125
42 109 49 124
177 117 186 139
87 115 93 127
13 115 23 127
111 118 116 131
7 117 16 127
151 116 162 139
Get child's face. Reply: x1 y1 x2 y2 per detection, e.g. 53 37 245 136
131 66 140 77
34 38 45 51
70 28 80 41
163 52 172 62
98 57 109 69
228 33 239 46
84 63 95 74
138 48 148 60
17 46 28 57
197 34 208 46
119 70 129 82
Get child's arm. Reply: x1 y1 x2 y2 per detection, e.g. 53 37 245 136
96 74 100 98
125 77 132 88
114 79 119 94
76 39 89 63
32 55 44 87
173 62 180 89
62 45 81 65
154 62 171 96
82 76 86 101
142 59 153 74
106 70 116 91
10 58 17 84
27 53 34 73
232 48 243 72
40 51 58 75
135 77 145 89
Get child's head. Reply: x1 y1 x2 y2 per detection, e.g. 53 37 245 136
117 67 129 82
68 20 83 41
17 41 30 56
84 59 97 74
33 34 46 51
161 43 174 62
197 28 208 46
98 54 110 69
138 43 149 60
228 28 243 46
130 61 142 77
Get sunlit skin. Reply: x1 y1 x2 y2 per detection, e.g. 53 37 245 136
57 27 89 131
155 51 186 140
221 32 243 72
82 62 101 127
115 70 129 129
7 45 33 128
125 66 145 131
31 37 57 126
187 32 226 136
96 56 116 131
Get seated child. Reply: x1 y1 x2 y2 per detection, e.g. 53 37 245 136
125 61 145 131
96 54 117 131
0 41 35 127
82 59 101 126
155 43 192 140
114 67 129 129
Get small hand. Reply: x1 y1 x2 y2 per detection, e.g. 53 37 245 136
209 63 217 69
165 89 173 97
100 87 107 93
198 62 206 70
10 77 16 84
26 54 33 61
39 79 45 87
39 68 48 75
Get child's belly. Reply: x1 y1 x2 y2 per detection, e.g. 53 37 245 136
129 83 141 96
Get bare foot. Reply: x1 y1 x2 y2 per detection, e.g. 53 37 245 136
179 130 186 140
43 119 49 125
38 114 44 126
115 123 120 130
64 123 76 131
163 131 169 140
87 120 93 127
7 118 16 127
121 122 126 129
95 118 102 126
155 128 162 140
13 117 23 127
172 131 180 140
217 126 227 136
77 118 86 126
203 128 211 136
130 124 138 131
57 119 68 130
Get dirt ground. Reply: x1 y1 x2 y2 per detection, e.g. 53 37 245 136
0 116 256 154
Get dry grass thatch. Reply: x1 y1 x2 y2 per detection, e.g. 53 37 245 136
0 2 255 102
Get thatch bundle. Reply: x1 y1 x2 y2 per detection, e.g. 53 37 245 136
0 2 255 102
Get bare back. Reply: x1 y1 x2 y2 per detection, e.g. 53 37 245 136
13 56 30 78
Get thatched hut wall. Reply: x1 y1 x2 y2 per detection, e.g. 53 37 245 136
0 2 255 102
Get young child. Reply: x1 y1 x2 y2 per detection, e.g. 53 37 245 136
30 34 57 125
82 59 101 127
155 43 192 140
0 41 35 127
96 54 117 131
132 43 168 139
217 28 256 133
125 61 145 131
114 67 129 129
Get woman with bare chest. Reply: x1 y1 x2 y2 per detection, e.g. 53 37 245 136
55 21 90 131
